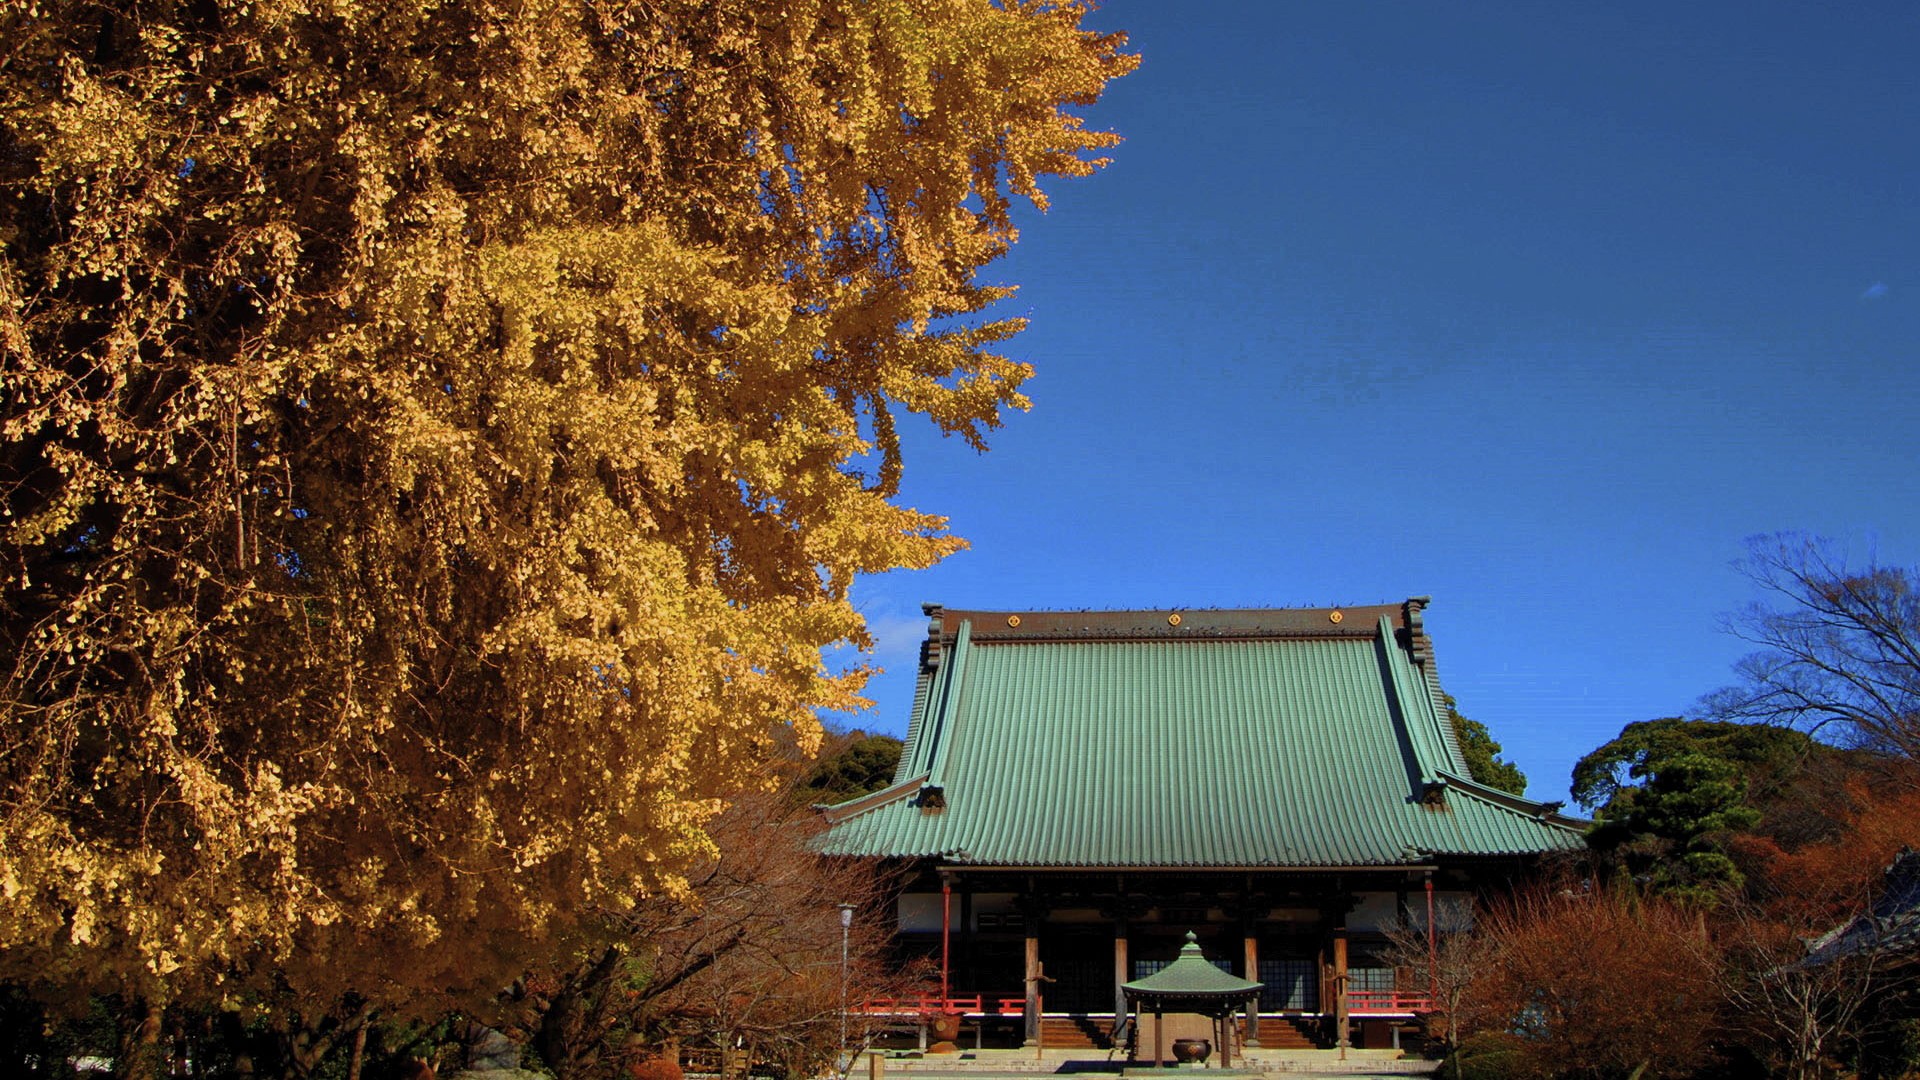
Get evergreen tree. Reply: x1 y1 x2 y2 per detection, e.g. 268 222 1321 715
1445 696 1528 796
1572 718 1816 901
799 732 904 805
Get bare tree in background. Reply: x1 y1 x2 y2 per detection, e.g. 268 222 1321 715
1710 905 1903 1080
504 790 925 1080
1705 534 1920 760
1382 910 1499 1073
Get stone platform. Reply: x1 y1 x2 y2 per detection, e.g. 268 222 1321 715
857 1048 1436 1079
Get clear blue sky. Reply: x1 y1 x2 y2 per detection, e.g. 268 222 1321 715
826 2 1920 809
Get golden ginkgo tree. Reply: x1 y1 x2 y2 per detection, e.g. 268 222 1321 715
0 0 1133 1012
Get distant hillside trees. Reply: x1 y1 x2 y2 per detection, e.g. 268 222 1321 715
800 732 905 805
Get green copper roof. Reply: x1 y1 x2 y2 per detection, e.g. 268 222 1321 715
820 602 1585 867
1123 933 1263 997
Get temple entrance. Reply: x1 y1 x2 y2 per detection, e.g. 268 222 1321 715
1041 928 1114 1014
1257 957 1318 1011
1259 925 1325 1012
962 937 1026 1003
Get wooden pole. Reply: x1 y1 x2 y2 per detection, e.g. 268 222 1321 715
1317 945 1328 1015
1153 1006 1164 1068
1425 874 1437 1002
1333 927 1350 1053
1024 929 1041 1048
1243 925 1261 1047
1114 920 1130 1025
960 881 974 997
941 880 952 1009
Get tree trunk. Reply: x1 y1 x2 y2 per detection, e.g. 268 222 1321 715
114 999 164 1080
536 945 625 1075
347 1024 368 1080
286 1026 325 1080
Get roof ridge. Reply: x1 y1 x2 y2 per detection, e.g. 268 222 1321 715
929 602 1420 643
923 618 973 791
1376 616 1455 795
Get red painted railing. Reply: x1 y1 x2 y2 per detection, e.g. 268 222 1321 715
854 995 974 1016
860 990 1431 1018
1347 989 1432 1014
855 994 1026 1017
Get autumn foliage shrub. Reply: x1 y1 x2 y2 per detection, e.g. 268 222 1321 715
627 1054 684 1080
1466 886 1721 1080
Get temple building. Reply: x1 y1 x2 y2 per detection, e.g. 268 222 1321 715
819 600 1585 1053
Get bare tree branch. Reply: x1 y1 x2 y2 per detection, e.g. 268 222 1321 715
1705 534 1920 760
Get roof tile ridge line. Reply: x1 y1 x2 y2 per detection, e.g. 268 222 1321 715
1383 609 1455 780
817 771 934 825
896 668 934 785
894 606 943 784
1434 769 1591 830
1376 615 1445 792
1405 597 1471 775
893 620 933 782
924 618 973 792
905 611 960 777
971 628 1379 643
1398 615 1464 789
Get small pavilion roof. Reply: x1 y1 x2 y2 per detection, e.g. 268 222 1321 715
1122 933 1263 999
1798 849 1920 969
818 601 1586 867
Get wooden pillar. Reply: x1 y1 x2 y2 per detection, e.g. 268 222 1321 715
1317 945 1329 1015
1113 919 1130 1021
1332 925 1350 1053
1023 920 1042 1048
940 879 952 1008
960 880 974 995
1243 925 1261 1047
1153 1006 1164 1068
1425 873 1438 1002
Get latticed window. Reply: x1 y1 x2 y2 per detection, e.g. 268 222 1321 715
1349 966 1396 992
1257 959 1317 1011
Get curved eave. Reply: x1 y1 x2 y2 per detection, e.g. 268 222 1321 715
1407 773 1590 858
1121 987 1263 1001
1438 770 1591 829
816 773 929 827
